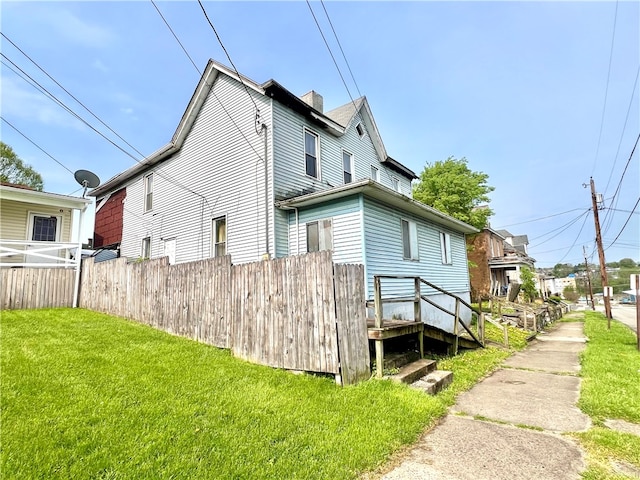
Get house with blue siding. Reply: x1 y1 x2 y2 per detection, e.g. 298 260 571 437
91 59 477 332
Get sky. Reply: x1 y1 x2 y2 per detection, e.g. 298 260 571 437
1 1 638 269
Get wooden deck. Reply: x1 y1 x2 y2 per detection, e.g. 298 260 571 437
367 319 424 340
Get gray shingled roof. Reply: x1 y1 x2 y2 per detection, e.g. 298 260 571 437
325 97 365 127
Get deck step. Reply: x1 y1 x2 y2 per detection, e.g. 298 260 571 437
411 370 453 395
389 359 436 385
384 351 421 369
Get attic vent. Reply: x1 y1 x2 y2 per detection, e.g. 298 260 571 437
356 123 365 137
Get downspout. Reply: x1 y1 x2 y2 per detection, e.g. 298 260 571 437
72 203 88 308
263 123 270 259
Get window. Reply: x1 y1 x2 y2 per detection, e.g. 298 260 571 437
370 165 379 182
392 177 400 192
343 151 353 184
401 219 419 260
144 173 153 212
31 216 58 242
306 219 333 252
141 237 151 259
304 130 319 178
212 216 227 257
440 231 452 264
356 123 365 138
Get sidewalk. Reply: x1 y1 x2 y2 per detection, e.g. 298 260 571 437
380 319 590 480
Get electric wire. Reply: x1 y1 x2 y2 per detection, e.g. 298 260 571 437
1 32 147 160
305 0 359 112
552 211 591 264
1 117 74 175
196 0 260 114
590 0 619 176
605 196 640 251
528 210 591 247
319 0 362 98
493 207 589 229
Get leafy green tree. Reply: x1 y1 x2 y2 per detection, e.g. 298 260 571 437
619 258 637 268
0 142 44 191
563 285 579 302
413 156 494 230
519 266 538 302
552 263 574 278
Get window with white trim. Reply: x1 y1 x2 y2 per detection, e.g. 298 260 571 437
370 165 379 182
306 219 333 252
356 123 365 138
440 231 452 264
141 236 151 259
343 150 353 184
212 216 227 257
144 173 153 212
401 219 419 260
392 176 400 192
304 129 319 178
31 215 58 242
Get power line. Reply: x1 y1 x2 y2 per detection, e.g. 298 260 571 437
528 210 591 247
305 0 358 112
553 211 591 264
605 196 640 251
319 0 362 98
196 0 261 115
493 207 589 228
1 116 74 175
590 0 619 176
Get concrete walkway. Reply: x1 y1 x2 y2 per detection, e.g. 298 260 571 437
380 320 590 480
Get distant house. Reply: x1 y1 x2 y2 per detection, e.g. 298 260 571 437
0 183 90 267
90 59 477 331
468 227 536 299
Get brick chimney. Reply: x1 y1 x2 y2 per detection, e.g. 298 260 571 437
300 91 323 113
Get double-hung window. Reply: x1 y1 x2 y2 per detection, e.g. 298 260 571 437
212 216 227 257
401 219 419 260
144 173 153 212
306 219 333 252
141 237 151 259
392 176 400 192
343 150 353 184
370 165 379 182
304 130 319 178
440 231 452 264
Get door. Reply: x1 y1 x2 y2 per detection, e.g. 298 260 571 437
163 237 176 265
26 213 62 264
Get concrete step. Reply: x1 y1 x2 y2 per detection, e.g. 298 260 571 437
411 370 453 395
384 350 421 369
389 359 437 385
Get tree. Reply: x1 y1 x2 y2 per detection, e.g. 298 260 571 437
619 258 637 269
563 285 579 302
519 266 537 303
413 156 494 230
552 263 574 278
0 142 44 191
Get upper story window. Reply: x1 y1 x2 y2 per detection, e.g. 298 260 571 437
392 176 401 192
401 219 419 260
212 216 227 257
304 129 319 178
356 123 365 138
306 218 333 252
370 165 379 182
343 151 353 184
144 173 153 212
440 231 452 264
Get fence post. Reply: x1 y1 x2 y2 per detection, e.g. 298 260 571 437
414 277 423 358
374 276 384 378
478 312 485 344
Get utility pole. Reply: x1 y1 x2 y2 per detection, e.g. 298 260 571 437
583 246 595 311
590 177 612 326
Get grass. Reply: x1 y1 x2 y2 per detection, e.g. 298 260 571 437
571 311 640 479
1 308 516 479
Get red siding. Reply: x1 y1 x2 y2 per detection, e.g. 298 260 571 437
93 188 125 247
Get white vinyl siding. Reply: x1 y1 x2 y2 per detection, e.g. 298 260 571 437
0 199 72 243
120 73 272 264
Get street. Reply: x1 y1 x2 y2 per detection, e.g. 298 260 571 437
611 304 638 333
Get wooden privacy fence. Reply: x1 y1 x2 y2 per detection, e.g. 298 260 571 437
79 251 370 385
1 268 76 309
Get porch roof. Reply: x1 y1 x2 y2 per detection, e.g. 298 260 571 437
275 179 478 235
0 184 91 210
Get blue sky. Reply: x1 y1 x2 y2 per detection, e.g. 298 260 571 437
1 1 638 268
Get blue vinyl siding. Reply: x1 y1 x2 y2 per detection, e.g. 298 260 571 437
362 197 470 298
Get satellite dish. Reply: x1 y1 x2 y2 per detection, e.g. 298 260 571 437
74 170 100 197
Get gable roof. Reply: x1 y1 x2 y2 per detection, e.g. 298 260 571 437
275 178 477 235
91 58 416 197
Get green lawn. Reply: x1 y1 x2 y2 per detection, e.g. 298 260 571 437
573 311 640 479
1 308 517 479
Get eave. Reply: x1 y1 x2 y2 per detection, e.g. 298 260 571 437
0 184 91 210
